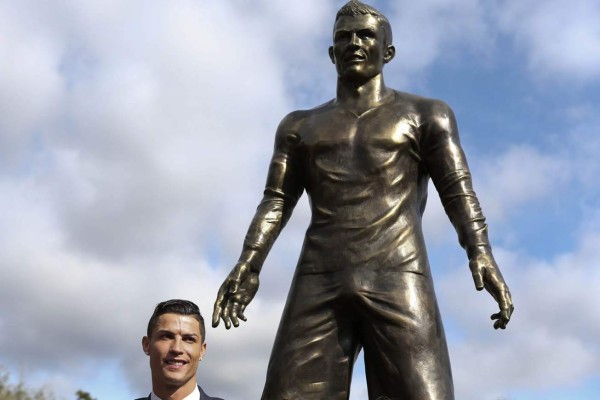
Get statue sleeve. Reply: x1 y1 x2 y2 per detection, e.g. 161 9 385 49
237 116 304 273
422 101 491 258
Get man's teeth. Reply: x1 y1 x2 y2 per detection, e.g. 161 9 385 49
166 360 185 365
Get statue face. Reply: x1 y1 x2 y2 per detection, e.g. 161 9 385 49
329 14 392 82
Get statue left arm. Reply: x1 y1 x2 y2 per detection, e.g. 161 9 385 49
212 114 304 329
422 100 514 329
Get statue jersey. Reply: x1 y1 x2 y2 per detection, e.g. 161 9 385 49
257 90 487 275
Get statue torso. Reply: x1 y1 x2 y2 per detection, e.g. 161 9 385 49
287 90 436 274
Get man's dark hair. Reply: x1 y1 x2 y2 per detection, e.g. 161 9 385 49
336 1 393 46
146 299 206 342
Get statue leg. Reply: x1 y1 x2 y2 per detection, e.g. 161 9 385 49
356 270 454 400
261 270 361 400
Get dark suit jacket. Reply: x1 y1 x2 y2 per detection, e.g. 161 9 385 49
135 385 224 400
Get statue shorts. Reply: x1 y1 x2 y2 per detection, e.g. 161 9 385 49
261 266 455 400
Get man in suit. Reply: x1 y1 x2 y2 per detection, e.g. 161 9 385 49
137 299 224 400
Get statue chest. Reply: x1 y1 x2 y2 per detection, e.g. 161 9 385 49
299 108 423 178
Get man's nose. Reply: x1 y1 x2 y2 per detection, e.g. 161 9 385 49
169 338 183 353
349 32 360 46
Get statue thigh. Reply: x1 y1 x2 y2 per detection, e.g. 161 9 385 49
261 268 454 400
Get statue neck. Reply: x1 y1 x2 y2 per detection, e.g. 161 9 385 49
335 74 391 116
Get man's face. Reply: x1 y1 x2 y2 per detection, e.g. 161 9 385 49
142 313 206 393
329 14 393 82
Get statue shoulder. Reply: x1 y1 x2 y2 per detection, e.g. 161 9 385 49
276 100 335 136
391 90 456 131
392 90 453 114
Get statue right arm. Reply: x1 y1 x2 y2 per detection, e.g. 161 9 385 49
422 100 513 329
213 114 304 329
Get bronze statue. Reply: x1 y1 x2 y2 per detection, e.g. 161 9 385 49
213 1 514 399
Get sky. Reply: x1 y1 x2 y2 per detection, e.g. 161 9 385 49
1 0 599 399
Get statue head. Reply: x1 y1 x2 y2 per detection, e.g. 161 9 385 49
329 1 395 82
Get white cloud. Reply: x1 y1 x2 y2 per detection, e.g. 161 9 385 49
439 230 600 399
0 0 326 397
0 0 299 397
381 0 493 87
0 173 290 397
423 142 573 247
498 0 600 81
382 0 600 84
0 2 64 168
473 144 572 221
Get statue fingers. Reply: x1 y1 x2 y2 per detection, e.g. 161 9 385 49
212 284 229 327
221 298 233 329
490 295 514 329
212 303 222 328
499 291 514 325
490 312 505 329
238 303 248 322
230 301 241 328
229 291 253 327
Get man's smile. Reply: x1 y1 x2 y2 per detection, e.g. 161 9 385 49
164 358 189 369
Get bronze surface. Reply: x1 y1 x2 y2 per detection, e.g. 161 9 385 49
213 2 513 399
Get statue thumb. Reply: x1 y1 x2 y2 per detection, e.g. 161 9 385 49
472 270 484 291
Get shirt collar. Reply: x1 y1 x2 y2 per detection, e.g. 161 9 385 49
150 385 200 400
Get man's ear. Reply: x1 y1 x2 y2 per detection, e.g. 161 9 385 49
142 336 150 355
328 46 335 64
384 45 395 63
199 341 207 361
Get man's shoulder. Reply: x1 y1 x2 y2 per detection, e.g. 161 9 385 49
202 395 224 400
132 386 224 400
199 385 225 400
201 393 224 400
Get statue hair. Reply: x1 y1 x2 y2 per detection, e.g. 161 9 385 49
335 0 393 45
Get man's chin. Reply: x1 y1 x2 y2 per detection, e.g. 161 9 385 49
161 369 194 386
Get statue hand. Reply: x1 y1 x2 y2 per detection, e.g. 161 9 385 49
212 261 260 329
469 251 514 329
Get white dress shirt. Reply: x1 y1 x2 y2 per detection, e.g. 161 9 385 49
150 385 200 400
